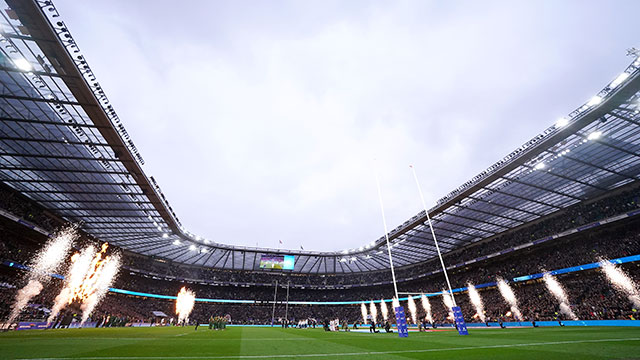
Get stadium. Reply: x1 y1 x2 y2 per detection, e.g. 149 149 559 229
1 0 640 359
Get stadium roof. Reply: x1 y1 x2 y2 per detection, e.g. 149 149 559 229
1 0 640 274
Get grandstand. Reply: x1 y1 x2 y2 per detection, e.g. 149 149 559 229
1 0 640 359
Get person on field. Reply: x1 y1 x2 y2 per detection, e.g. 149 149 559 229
369 321 379 333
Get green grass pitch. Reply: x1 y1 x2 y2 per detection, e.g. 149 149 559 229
0 326 639 360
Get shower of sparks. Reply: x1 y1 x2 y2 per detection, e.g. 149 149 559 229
467 283 486 322
175 287 196 325
420 294 433 323
497 278 523 321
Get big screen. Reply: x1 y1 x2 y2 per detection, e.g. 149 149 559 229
259 255 295 270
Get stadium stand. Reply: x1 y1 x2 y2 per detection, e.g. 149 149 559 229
1 181 639 325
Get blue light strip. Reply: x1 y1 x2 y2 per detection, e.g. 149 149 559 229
3 254 639 306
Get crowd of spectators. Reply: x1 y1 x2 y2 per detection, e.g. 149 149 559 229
1 181 639 326
1 218 639 325
117 185 640 287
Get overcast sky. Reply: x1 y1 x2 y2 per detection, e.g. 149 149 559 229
54 0 639 251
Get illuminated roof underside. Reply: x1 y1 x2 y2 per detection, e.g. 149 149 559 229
1 0 640 273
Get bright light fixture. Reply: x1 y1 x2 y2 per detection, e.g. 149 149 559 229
610 72 629 88
13 58 32 71
173 240 181 245
587 131 602 140
555 117 569 127
587 96 602 107
534 162 545 170
201 248 208 253
189 245 197 251
162 233 169 238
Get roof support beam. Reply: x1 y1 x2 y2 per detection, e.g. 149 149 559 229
502 176 584 201
0 93 91 106
479 186 562 210
0 151 132 163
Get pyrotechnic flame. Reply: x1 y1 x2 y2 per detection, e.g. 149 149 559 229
599 259 640 309
30 226 78 278
369 300 378 323
497 278 523 321
5 226 78 329
175 287 196 325
505 311 512 317
407 296 418 324
467 283 486 322
442 290 455 321
380 299 389 320
4 280 43 329
542 272 578 320
48 246 96 324
392 297 400 309
420 294 433 323
360 303 368 323
80 252 120 325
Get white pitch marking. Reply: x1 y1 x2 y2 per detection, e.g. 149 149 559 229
17 337 640 359
7 337 314 341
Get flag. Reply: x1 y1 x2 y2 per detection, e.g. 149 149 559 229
300 245 304 250
279 240 283 245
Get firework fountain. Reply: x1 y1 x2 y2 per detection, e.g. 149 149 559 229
176 287 196 325
420 294 433 323
467 283 486 322
47 246 96 324
79 249 121 325
380 299 389 320
441 290 455 320
599 259 640 308
46 243 121 325
369 300 378 324
497 278 523 320
360 303 368 324
4 226 77 328
407 296 418 324
542 272 578 320
392 297 400 309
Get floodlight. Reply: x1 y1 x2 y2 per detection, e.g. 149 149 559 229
162 233 169 238
610 72 629 88
201 248 208 253
587 131 602 140
189 245 197 251
534 162 545 170
173 240 181 245
555 117 569 127
13 58 32 71
587 96 602 107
